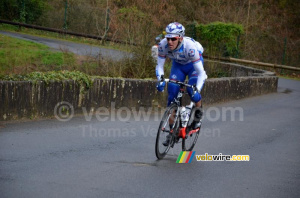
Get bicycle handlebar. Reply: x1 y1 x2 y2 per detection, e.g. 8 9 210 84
160 75 198 97
161 76 195 89
167 79 193 88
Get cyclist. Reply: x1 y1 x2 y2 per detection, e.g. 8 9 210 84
151 35 162 63
151 32 166 63
155 22 207 146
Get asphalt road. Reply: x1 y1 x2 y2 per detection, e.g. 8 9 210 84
0 78 300 198
0 30 130 61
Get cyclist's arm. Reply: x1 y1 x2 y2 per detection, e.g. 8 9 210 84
193 58 207 92
186 41 207 92
195 41 204 54
155 55 166 80
155 39 168 80
189 47 207 92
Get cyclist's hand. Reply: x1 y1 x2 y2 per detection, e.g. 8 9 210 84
191 85 197 96
156 75 166 92
156 81 166 92
191 85 201 101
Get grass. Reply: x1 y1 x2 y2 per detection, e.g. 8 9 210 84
0 23 156 79
0 31 156 79
0 34 77 75
277 74 300 81
0 23 132 53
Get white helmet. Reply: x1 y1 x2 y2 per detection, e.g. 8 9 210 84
165 22 185 38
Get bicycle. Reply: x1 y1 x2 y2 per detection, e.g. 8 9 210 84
155 78 202 160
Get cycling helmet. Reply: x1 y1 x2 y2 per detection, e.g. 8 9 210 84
165 22 185 38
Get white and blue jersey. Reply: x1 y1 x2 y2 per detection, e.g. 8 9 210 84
157 37 203 64
155 37 207 105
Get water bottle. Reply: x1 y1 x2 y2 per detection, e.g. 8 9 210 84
180 107 189 127
185 103 193 126
185 105 192 119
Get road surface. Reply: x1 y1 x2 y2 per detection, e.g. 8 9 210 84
0 78 299 198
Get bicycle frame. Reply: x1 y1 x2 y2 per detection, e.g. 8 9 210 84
166 79 200 141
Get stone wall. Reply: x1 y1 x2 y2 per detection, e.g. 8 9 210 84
0 61 278 121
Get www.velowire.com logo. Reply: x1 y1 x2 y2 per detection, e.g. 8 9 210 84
176 152 250 163
176 151 196 163
196 153 250 161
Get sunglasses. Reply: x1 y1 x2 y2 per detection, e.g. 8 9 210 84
167 37 178 41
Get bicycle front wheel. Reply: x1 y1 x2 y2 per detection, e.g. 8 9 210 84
155 103 179 159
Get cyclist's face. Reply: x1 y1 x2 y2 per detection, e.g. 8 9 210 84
167 37 182 50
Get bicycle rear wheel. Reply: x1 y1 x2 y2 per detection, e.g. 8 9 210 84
182 125 201 151
155 103 179 159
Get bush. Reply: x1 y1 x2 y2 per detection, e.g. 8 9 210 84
196 22 244 57
0 0 48 23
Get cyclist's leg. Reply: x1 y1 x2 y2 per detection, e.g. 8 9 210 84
167 61 186 106
187 53 205 106
187 74 202 104
187 63 203 129
186 61 203 105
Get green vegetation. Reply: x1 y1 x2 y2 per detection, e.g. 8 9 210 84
0 70 93 90
208 69 230 78
0 0 299 67
0 24 131 53
277 75 300 81
196 22 244 57
0 34 77 75
0 0 47 23
0 33 157 79
0 0 299 80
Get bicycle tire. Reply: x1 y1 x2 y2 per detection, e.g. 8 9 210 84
155 103 179 159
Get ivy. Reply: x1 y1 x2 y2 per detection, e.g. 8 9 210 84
0 70 93 90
